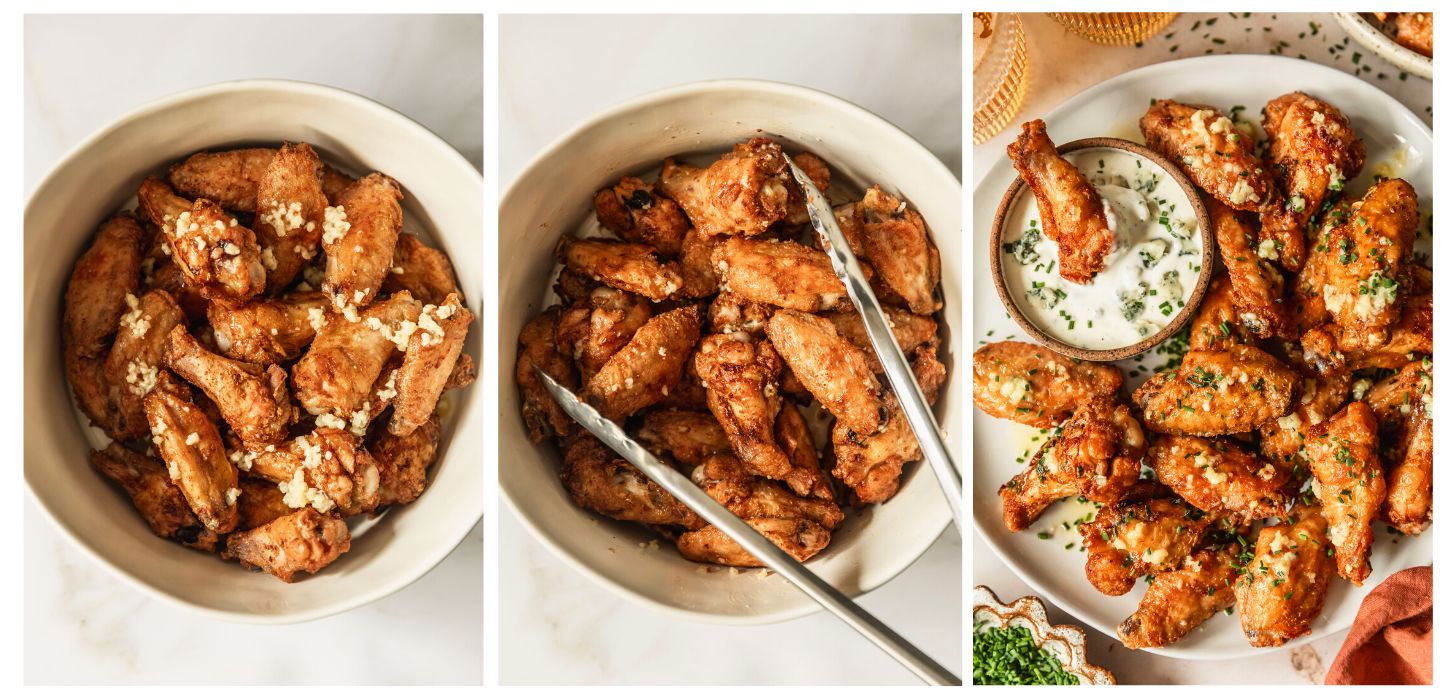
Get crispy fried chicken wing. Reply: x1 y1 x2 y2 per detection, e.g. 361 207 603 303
164 196 268 304
515 306 577 443
584 306 700 421
1317 179 1418 353
168 147 277 212
658 137 790 236
1305 401 1385 585
235 475 298 531
165 325 295 445
694 334 791 483
64 213 146 357
1007 120 1115 284
66 349 115 435
101 290 187 440
765 310 884 439
292 291 422 417
1256 371 1351 471
370 412 440 508
557 237 684 302
91 442 221 552
206 291 328 364
593 176 691 255
713 237 853 312
1133 345 1296 436
560 432 704 528
225 508 351 583
390 294 472 436
1149 435 1290 521
830 404 920 504
999 430 1077 531
1055 395 1146 503
1210 199 1289 338
972 340 1123 428
323 172 403 309
707 292 775 337
144 374 240 533
556 287 652 382
1236 505 1336 647
1140 101 1273 211
1188 276 1252 352
677 454 842 566
1346 290 1431 370
1079 485 1220 596
775 403 836 501
1258 92 1366 271
1394 12 1433 57
252 142 329 295
1118 545 1239 649
247 429 382 517
637 409 732 466
676 227 724 299
381 233 461 305
832 186 941 313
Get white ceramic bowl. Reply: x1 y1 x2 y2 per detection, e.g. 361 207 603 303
498 79 963 623
24 80 483 623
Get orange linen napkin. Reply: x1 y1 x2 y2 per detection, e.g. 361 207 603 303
1325 565 1432 685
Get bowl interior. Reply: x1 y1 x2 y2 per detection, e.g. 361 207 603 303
990 137 1212 362
24 81 483 622
498 81 962 622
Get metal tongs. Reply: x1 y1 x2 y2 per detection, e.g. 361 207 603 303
784 155 963 530
535 371 960 686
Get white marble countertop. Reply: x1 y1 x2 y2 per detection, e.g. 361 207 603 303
24 14 483 684
971 12 1432 685
498 13 963 685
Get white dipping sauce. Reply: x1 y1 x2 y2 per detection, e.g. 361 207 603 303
1002 148 1202 350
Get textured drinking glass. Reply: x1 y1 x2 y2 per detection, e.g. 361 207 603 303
973 12 1029 145
1049 12 1179 46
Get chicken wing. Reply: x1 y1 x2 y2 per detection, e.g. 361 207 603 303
593 176 691 255
1188 276 1252 352
1148 435 1290 521
713 237 852 312
381 233 461 305
1054 395 1146 503
560 432 705 528
1118 545 1239 649
390 294 473 436
556 287 652 382
832 186 941 313
774 403 836 501
1258 92 1365 272
830 403 920 504
1006 120 1115 284
206 291 328 365
1079 485 1220 596
637 409 732 466
1256 371 1352 471
253 142 329 295
515 306 577 443
658 137 790 236
1393 12 1433 57
168 147 278 212
144 375 240 533
225 508 351 583
972 340 1123 428
1345 290 1431 370
584 306 700 421
164 197 268 304
557 237 684 302
827 308 941 370
784 151 832 227
707 292 775 337
1382 400 1432 536
293 291 422 417
676 228 724 299
1319 178 1419 353
91 442 220 552
101 290 188 440
1140 101 1273 211
64 214 146 358
677 454 842 567
764 309 884 439
66 348 115 436
1305 401 1385 585
165 326 295 445
369 412 440 508
323 172 403 310
235 475 298 531
999 430 1077 531
247 429 382 517
1210 199 1289 338
694 334 791 483
1236 505 1336 647
1133 345 1296 436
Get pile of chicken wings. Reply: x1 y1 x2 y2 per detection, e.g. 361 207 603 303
64 143 475 582
516 137 945 568
977 93 1432 649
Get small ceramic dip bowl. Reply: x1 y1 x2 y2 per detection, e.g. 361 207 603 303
990 136 1213 362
